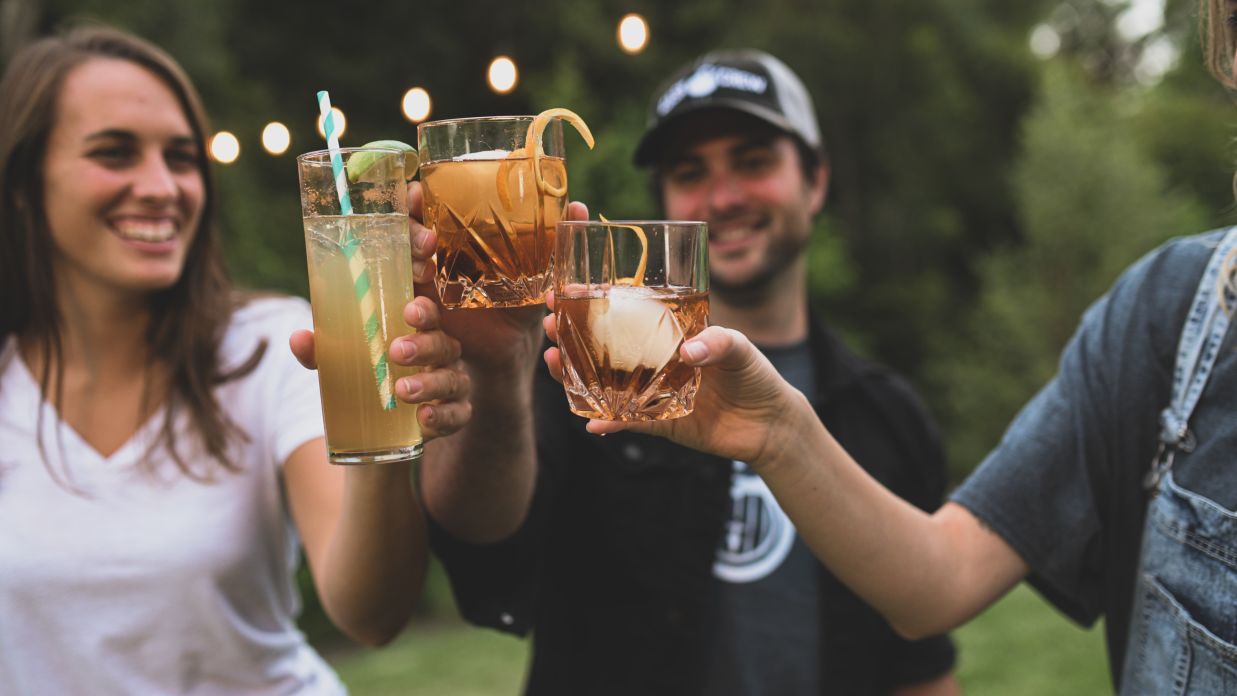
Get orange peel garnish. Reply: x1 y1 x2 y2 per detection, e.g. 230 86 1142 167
525 108 594 198
599 214 648 287
495 151 521 211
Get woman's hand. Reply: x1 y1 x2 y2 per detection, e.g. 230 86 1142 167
542 293 809 468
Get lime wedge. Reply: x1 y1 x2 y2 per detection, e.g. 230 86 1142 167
348 140 419 182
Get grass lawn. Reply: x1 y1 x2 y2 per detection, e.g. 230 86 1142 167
954 584 1110 694
326 582 1110 694
325 619 527 696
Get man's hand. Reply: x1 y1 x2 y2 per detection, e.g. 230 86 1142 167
542 292 805 468
400 181 589 372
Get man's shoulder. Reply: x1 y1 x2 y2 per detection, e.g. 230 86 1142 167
807 312 946 498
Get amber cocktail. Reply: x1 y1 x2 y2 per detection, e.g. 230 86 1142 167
420 113 592 309
554 221 709 421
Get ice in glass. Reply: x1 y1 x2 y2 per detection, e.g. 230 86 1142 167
555 220 709 421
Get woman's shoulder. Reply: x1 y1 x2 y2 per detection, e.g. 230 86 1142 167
219 293 312 366
1106 228 1230 316
227 294 312 335
1150 228 1230 269
1139 228 1229 277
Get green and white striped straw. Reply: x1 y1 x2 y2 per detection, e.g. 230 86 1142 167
317 90 396 411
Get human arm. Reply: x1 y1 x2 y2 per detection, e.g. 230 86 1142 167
284 288 471 645
543 319 1029 638
891 674 962 696
820 346 961 690
283 440 426 646
402 184 589 542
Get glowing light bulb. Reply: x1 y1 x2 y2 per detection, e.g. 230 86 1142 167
209 131 240 164
488 56 518 94
618 14 649 54
402 87 432 123
261 122 291 155
316 107 347 140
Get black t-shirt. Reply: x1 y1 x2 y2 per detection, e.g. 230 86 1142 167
428 313 957 695
706 341 820 695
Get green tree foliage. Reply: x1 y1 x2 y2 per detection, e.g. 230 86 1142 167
16 0 1236 484
13 0 1057 386
718 0 1054 372
1135 0 1237 229
932 62 1208 478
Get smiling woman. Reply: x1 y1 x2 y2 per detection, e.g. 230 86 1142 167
0 24 472 695
42 58 205 301
0 27 230 475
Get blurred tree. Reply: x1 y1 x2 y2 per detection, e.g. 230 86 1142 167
15 0 1058 386
15 0 1232 461
932 62 1207 478
1135 0 1237 229
1043 0 1147 84
710 0 1056 376
0 0 40 60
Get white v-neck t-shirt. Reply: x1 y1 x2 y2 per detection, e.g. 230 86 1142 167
0 296 344 695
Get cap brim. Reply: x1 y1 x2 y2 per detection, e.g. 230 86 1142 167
632 97 805 167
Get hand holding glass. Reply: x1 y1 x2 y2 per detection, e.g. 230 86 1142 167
297 147 422 464
418 116 567 309
554 220 709 421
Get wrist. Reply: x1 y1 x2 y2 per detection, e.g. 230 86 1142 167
344 458 414 481
465 352 537 417
750 389 817 475
459 310 545 372
342 460 417 501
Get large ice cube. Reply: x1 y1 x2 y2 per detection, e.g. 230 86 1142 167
587 286 684 372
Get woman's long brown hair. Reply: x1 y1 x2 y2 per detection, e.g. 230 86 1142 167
0 25 264 482
1201 0 1237 87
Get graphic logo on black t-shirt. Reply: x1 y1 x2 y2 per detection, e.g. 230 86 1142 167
714 460 796 583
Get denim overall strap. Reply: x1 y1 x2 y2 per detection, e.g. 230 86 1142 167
1120 229 1237 695
1144 228 1237 491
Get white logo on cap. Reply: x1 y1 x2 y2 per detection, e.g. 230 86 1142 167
656 63 770 117
686 70 718 97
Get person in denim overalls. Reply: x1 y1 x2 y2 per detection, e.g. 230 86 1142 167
1120 229 1237 692
551 1 1237 692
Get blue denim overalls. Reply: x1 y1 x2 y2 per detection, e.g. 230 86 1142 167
1120 229 1237 694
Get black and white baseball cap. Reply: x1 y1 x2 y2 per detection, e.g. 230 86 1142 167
633 49 822 167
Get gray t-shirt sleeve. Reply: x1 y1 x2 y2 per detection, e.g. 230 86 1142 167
950 233 1209 625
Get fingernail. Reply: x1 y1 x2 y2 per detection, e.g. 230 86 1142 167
398 342 416 361
412 261 426 279
400 377 421 399
415 228 433 252
682 340 708 362
421 405 435 423
408 303 424 324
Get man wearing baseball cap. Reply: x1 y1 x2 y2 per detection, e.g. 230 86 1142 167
426 49 959 695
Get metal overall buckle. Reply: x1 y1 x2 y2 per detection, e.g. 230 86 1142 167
1143 429 1195 492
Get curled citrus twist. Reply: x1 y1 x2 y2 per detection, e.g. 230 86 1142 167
599 214 649 287
526 108 595 198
